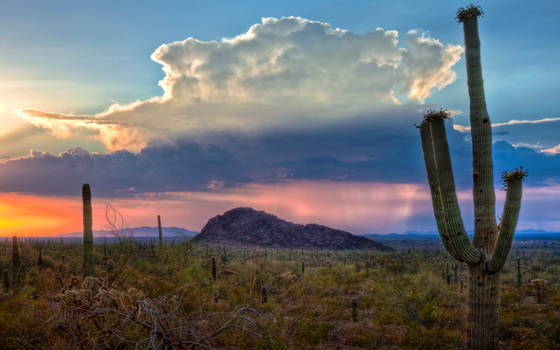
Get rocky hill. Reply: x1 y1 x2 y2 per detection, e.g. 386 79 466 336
193 207 393 251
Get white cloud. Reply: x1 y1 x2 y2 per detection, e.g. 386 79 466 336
453 116 560 132
453 116 560 152
19 17 463 152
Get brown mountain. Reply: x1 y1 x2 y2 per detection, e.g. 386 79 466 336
193 207 393 251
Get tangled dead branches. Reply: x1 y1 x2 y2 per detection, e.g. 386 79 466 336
45 277 271 349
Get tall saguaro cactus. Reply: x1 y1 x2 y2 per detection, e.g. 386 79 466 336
419 5 526 349
157 215 163 247
2 269 9 294
11 236 20 290
83 183 95 277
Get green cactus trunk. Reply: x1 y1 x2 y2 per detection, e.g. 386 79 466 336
468 265 500 349
463 15 498 350
419 7 525 350
157 215 163 248
82 184 95 277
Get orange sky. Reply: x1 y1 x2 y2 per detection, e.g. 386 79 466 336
1 181 556 237
0 181 433 237
0 193 81 236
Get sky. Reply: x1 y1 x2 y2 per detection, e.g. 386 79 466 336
0 0 559 236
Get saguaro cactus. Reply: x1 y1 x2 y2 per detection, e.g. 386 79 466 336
454 263 458 282
261 285 268 304
419 5 526 349
83 184 95 277
351 297 358 322
516 258 522 289
212 257 217 281
11 236 20 290
2 269 9 294
157 215 163 247
38 246 43 266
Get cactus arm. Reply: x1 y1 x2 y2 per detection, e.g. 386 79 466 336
462 15 498 250
488 173 524 273
419 116 482 265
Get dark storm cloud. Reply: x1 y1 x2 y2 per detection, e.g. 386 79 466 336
0 118 558 197
0 142 248 197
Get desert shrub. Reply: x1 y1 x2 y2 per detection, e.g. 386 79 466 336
0 240 558 348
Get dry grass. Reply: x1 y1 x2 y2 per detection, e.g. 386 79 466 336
0 240 558 349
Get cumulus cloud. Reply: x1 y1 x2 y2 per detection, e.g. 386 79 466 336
19 17 462 152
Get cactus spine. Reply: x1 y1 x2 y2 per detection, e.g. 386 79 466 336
419 5 525 349
157 215 163 248
82 184 95 277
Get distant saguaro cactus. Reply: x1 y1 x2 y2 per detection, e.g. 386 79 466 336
453 263 458 282
157 215 163 248
351 297 358 322
419 5 526 349
261 285 268 304
82 184 95 277
38 246 43 266
516 258 523 289
212 257 217 281
2 269 9 294
12 236 20 290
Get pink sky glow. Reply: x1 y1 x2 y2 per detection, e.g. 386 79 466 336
0 180 558 237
